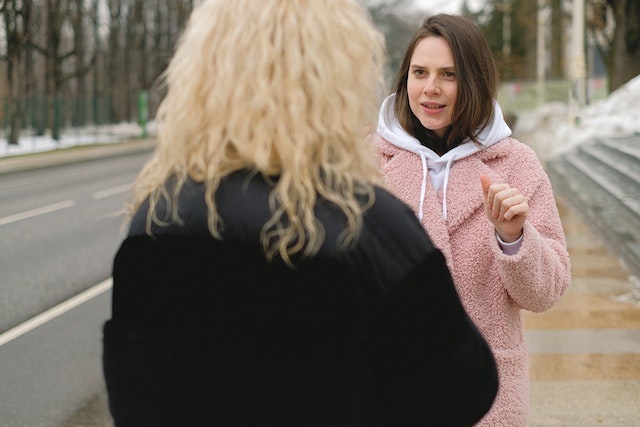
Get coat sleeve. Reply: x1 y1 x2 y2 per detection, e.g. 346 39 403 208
366 248 499 427
491 144 571 312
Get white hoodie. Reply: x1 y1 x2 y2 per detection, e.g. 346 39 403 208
376 93 512 220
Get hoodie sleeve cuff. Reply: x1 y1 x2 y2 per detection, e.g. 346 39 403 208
496 232 523 255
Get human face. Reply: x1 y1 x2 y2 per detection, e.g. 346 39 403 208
407 36 457 138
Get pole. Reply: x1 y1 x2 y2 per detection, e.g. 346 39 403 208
568 0 586 123
138 90 149 138
503 0 511 79
536 0 547 107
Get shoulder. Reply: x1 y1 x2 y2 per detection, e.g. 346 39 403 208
368 187 423 231
128 171 272 239
128 178 211 237
352 187 439 288
319 184 434 259
482 137 546 176
373 133 403 157
482 137 538 158
483 137 542 164
481 137 553 199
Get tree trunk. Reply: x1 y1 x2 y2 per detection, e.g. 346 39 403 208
71 0 87 127
92 0 101 124
8 65 23 146
608 0 640 91
1 0 24 145
107 0 121 123
45 0 63 141
550 0 564 79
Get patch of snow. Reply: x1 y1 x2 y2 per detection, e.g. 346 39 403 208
514 75 640 161
0 121 155 158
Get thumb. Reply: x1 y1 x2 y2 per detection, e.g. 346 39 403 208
480 174 491 199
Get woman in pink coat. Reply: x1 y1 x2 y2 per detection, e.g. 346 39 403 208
375 14 571 426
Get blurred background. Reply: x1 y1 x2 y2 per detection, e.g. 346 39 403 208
1 0 638 151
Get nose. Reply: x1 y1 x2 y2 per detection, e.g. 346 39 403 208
423 78 440 96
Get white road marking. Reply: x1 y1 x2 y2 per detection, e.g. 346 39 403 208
0 200 76 226
0 278 113 347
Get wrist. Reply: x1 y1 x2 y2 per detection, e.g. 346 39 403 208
496 231 523 244
496 232 523 255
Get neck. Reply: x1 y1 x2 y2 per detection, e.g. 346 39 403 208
410 117 458 155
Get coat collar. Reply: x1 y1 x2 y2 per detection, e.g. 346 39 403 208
424 141 510 233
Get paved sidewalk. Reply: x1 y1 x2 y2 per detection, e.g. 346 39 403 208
526 199 640 426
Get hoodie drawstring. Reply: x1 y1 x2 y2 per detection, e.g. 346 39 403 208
418 153 456 221
441 157 455 220
418 152 428 221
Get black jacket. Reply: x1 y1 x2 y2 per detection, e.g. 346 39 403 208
103 170 498 426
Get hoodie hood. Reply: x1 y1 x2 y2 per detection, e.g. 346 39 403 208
376 93 511 220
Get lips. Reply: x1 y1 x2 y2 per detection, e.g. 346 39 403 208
422 102 445 109
421 102 445 113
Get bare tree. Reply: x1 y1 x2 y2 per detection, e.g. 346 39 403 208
605 0 640 91
43 0 65 140
0 0 32 145
0 0 200 141
106 0 124 122
68 0 97 126
91 0 104 124
27 0 95 140
549 0 565 79
477 0 639 92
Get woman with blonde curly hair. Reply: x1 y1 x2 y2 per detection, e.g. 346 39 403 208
102 1 498 425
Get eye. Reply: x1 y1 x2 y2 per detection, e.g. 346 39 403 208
443 71 456 80
412 69 425 77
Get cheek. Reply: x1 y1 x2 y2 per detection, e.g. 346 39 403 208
407 80 421 100
407 90 421 117
448 85 458 105
406 82 423 110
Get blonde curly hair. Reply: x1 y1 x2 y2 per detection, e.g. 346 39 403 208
129 0 386 265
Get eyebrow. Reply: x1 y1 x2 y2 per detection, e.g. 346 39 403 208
409 64 456 72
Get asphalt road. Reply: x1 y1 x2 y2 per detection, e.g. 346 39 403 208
0 289 113 426
0 144 153 426
0 149 152 333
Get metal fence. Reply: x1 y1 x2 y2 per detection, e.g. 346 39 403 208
0 91 149 156
2 95 115 131
0 94 151 157
499 77 609 115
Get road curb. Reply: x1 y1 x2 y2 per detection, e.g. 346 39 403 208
0 139 156 175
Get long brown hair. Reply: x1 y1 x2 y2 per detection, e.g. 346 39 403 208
391 14 499 151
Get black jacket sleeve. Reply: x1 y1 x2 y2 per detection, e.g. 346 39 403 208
363 248 498 427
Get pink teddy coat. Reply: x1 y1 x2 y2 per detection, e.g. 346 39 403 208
375 96 571 426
